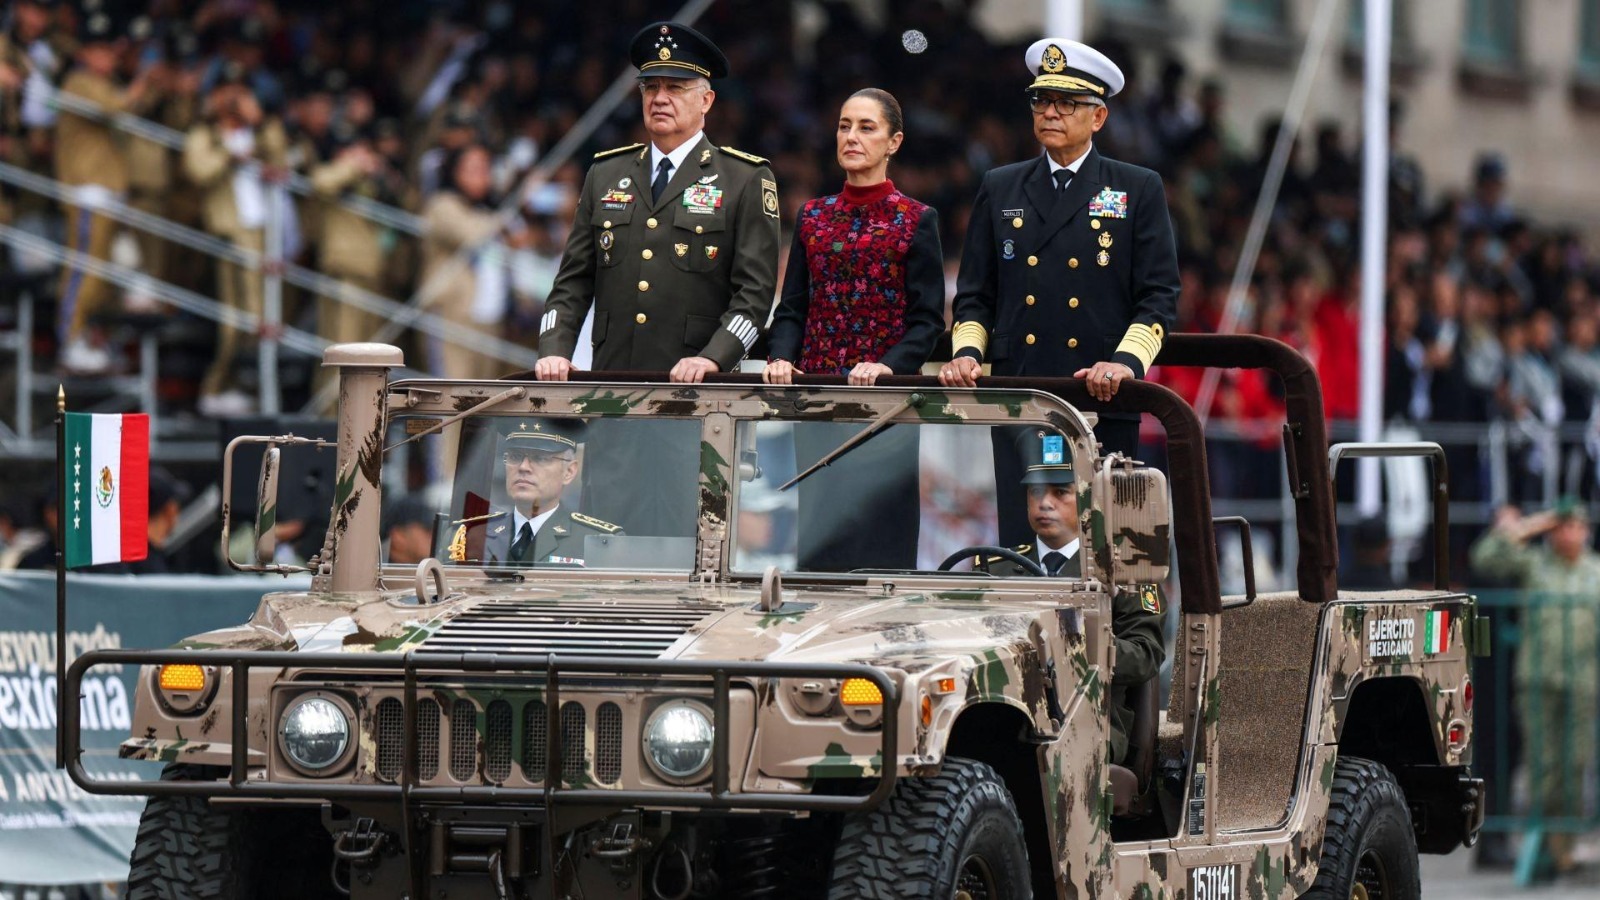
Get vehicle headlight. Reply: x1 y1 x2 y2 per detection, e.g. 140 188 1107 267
279 695 351 774
643 700 714 783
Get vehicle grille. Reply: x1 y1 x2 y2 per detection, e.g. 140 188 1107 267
420 600 715 659
369 695 623 787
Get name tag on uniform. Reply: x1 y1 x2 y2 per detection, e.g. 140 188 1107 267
1001 208 1024 218
1088 189 1128 218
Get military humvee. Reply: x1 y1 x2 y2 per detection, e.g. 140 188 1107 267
62 334 1484 899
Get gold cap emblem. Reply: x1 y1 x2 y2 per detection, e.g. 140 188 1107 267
659 47 671 60
1041 44 1066 74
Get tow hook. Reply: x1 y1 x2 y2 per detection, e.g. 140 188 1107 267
330 817 386 895
590 821 653 873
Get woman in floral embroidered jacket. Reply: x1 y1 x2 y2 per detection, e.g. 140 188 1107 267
762 89 945 571
764 88 945 385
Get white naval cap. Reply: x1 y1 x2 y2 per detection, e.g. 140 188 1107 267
1024 38 1125 100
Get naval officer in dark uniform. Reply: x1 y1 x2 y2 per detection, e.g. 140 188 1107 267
535 21 781 384
938 37 1179 545
449 421 623 567
980 428 1165 765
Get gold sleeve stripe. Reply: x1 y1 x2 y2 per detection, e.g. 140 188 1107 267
1116 324 1164 371
952 321 989 355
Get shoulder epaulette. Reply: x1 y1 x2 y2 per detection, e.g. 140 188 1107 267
719 146 769 166
452 510 509 525
571 512 623 533
1014 543 1033 555
593 143 645 160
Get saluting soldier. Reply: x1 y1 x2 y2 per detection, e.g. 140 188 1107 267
449 420 623 567
981 428 1165 765
535 21 780 385
939 38 1178 545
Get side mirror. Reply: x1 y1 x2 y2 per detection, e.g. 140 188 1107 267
254 445 281 565
1091 456 1171 585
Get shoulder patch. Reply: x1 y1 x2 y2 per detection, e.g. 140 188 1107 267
1139 583 1162 615
571 512 623 533
719 146 769 166
593 143 645 160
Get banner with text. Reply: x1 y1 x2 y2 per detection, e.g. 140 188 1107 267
0 571 300 884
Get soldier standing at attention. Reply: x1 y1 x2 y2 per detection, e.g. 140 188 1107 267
938 38 1178 545
534 21 779 537
534 21 780 384
1469 498 1599 877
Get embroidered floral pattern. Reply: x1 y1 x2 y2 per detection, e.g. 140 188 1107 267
797 190 928 375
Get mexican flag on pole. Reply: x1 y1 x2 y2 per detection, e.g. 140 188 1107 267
63 412 150 568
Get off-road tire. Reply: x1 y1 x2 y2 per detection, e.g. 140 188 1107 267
127 764 337 900
1303 756 1421 900
827 756 1031 899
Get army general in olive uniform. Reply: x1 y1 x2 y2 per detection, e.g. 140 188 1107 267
451 421 623 567
981 429 1165 765
536 22 780 385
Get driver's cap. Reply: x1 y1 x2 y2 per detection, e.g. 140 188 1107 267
1016 429 1074 485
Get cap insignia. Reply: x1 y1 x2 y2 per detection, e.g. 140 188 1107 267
660 25 669 34
659 47 671 60
1041 44 1067 74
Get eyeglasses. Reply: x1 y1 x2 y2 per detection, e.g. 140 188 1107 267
504 450 574 466
1028 94 1095 116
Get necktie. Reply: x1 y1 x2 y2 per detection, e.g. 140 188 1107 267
1053 169 1073 191
1043 551 1067 576
652 157 673 203
510 522 533 563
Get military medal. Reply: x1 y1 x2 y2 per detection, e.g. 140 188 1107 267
698 174 718 184
705 246 718 260
675 243 688 257
600 189 633 210
553 525 568 536
618 177 632 189
1088 188 1129 219
1098 231 1113 248
1097 250 1110 267
682 183 723 214
1002 239 1015 260
599 230 614 250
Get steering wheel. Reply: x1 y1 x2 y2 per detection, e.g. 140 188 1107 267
937 545 1047 577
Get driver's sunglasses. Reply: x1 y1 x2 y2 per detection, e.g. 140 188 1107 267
504 450 574 466
1028 93 1094 116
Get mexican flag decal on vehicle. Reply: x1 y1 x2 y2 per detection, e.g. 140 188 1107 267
63 412 149 568
1423 609 1450 655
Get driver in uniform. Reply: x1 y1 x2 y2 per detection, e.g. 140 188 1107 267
981 428 1165 764
448 421 622 566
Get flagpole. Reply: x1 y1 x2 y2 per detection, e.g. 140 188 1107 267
54 385 66 769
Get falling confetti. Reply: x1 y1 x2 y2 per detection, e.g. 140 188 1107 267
902 29 928 54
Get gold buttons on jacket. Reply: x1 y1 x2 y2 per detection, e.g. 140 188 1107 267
1069 297 1079 308
1013 217 1023 229
1025 295 1036 306
642 249 653 260
636 313 648 324
647 217 659 229
1091 220 1102 230
1025 334 1036 345
1068 338 1078 348
602 220 613 229
639 280 650 291
1068 258 1079 269
1027 255 1038 267
695 225 704 234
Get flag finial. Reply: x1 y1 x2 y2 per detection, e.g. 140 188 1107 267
57 384 64 413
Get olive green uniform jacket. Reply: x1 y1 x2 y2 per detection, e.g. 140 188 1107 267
539 135 780 372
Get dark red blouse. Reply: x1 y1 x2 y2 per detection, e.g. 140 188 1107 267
768 180 945 375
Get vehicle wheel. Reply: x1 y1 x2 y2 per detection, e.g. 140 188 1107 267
127 764 338 900
1303 757 1421 900
827 756 1031 900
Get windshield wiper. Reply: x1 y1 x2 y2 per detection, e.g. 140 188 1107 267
384 385 526 453
777 392 924 491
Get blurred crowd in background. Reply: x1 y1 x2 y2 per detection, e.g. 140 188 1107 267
1 0 1599 572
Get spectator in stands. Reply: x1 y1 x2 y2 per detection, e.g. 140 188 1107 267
14 485 55 570
0 0 70 237
419 142 509 381
0 492 46 570
1460 152 1514 235
54 12 156 373
311 121 389 373
183 67 289 416
1559 312 1600 418
123 18 201 293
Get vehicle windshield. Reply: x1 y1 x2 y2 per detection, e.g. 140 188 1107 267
381 414 700 572
731 419 1079 576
